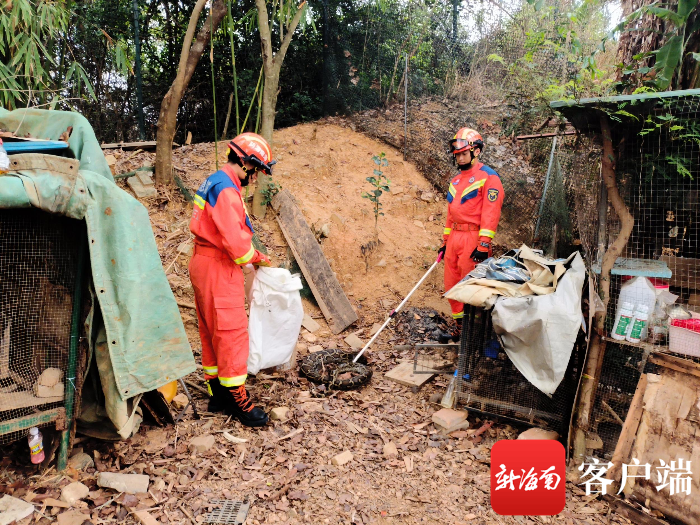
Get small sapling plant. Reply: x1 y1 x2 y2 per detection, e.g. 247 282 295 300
362 152 391 233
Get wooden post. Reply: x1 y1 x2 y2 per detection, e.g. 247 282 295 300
571 115 635 470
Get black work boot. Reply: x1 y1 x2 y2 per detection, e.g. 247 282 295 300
205 378 225 413
437 320 462 344
226 385 269 427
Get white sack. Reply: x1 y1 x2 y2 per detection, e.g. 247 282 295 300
247 267 304 375
491 252 586 396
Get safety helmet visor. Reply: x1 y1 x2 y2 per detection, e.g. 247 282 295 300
449 138 477 154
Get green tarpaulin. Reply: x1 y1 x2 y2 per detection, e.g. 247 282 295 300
0 108 195 403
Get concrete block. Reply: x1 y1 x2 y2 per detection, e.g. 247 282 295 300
432 408 467 430
97 472 149 494
270 407 290 421
127 176 157 199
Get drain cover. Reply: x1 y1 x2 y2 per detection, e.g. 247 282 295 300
204 500 250 525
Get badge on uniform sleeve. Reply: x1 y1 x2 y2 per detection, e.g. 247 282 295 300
487 188 499 202
468 176 475 183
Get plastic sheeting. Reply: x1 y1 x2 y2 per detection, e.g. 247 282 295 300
491 252 586 396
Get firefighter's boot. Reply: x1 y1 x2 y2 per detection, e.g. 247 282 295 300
437 321 462 344
227 385 269 427
205 378 225 413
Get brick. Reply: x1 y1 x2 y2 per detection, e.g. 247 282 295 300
127 176 157 199
301 315 321 333
432 408 467 430
60 482 89 506
344 333 364 350
331 450 353 466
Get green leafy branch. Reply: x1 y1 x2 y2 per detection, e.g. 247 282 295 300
362 152 391 233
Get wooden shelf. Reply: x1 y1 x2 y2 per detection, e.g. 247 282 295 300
602 336 666 354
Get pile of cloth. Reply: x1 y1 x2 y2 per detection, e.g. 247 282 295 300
446 245 586 396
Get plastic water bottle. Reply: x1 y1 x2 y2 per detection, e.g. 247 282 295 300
612 302 635 340
28 427 45 464
627 305 650 343
0 139 10 174
441 370 458 409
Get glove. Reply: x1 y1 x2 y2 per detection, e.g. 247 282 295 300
470 241 491 263
437 243 446 262
254 253 271 267
248 250 271 267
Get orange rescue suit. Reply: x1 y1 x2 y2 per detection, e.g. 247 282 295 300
189 164 268 388
443 161 504 319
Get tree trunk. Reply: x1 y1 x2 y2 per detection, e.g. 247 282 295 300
252 0 306 217
155 0 226 185
572 115 635 469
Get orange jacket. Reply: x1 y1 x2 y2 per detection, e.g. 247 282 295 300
443 161 504 244
190 164 268 265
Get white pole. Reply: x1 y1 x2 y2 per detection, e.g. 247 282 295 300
353 259 441 363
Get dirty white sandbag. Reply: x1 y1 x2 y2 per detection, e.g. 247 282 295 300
247 267 304 375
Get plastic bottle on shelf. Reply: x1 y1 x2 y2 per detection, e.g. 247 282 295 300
616 276 657 340
28 427 45 464
627 305 650 343
612 302 635 340
0 139 10 174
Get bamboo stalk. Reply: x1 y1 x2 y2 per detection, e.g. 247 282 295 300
227 1 241 135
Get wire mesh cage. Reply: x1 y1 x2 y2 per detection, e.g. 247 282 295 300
557 91 700 458
451 306 584 433
0 208 83 444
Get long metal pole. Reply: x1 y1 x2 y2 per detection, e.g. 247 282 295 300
133 0 146 140
354 255 442 363
57 233 86 471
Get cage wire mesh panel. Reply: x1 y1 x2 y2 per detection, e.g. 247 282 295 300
452 306 583 432
558 93 700 458
0 209 81 444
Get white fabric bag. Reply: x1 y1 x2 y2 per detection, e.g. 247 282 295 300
247 267 304 375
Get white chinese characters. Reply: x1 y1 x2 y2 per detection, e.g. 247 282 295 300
578 458 693 496
495 464 562 491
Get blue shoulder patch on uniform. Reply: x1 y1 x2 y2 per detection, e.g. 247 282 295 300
196 170 238 207
480 165 500 178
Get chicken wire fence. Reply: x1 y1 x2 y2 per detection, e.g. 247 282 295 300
333 0 609 253
558 91 700 458
0 209 82 445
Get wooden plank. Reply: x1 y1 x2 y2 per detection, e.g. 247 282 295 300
515 130 577 140
0 408 63 436
608 374 648 482
0 390 64 411
101 141 180 150
385 362 434 387
650 352 700 379
271 190 357 334
660 255 700 290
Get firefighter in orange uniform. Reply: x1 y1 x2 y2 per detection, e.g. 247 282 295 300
437 128 504 343
189 132 273 427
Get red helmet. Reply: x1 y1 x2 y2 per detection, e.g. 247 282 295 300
449 128 484 155
227 133 275 174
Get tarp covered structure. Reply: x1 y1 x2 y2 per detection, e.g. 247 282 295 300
0 108 195 436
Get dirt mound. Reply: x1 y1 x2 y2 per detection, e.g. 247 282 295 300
348 98 552 251
112 122 454 352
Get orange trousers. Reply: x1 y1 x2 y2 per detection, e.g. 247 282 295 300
444 229 491 319
189 248 249 387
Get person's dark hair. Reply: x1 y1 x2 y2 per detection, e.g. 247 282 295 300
227 149 241 165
